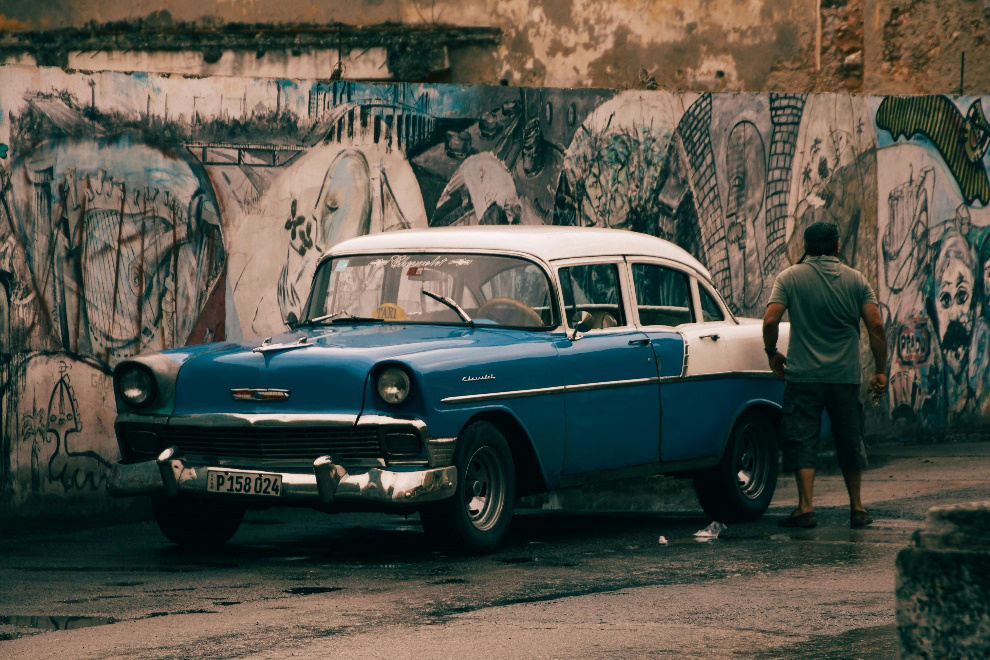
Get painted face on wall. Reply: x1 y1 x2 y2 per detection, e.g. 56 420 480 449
933 235 976 375
724 121 766 228
313 150 372 248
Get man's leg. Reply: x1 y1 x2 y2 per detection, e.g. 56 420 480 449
841 468 864 512
780 383 824 524
824 384 871 524
795 468 816 514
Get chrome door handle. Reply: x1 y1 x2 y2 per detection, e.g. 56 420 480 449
628 338 651 346
700 333 720 341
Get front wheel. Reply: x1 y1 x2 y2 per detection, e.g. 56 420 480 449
152 496 245 548
420 421 516 554
693 412 778 523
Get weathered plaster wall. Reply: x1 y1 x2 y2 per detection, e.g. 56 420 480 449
1 1 826 91
5 1 990 93
866 0 990 95
3 64 990 519
491 0 818 90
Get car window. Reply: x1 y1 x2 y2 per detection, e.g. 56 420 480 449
306 253 555 329
559 263 626 330
698 284 725 322
631 263 694 327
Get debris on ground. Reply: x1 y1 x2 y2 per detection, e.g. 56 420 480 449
694 521 727 540
657 536 668 545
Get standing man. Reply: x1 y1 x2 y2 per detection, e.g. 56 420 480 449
763 222 887 528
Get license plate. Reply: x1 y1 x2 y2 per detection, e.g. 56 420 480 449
207 469 282 497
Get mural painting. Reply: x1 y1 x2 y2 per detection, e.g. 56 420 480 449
0 64 989 515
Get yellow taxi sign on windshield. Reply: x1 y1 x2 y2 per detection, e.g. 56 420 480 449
372 303 407 321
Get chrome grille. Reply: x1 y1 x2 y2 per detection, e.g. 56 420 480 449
159 426 382 462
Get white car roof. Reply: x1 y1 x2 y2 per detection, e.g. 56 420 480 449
329 226 712 280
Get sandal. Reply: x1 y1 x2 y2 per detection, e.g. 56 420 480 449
850 509 874 528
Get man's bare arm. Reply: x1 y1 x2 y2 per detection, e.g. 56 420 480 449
763 303 787 379
763 303 785 352
861 302 887 397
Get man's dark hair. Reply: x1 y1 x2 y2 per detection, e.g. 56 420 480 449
804 222 840 257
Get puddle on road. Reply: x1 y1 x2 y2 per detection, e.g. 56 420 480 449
284 586 343 596
0 615 115 631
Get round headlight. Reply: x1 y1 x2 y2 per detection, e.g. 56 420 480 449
118 367 156 407
377 367 411 405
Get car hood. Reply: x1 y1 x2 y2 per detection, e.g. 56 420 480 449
166 323 546 416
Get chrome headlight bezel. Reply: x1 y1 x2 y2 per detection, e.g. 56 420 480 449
115 365 157 408
377 367 412 405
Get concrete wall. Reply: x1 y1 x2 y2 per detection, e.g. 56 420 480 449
5 1 990 92
3 64 990 518
0 1 817 90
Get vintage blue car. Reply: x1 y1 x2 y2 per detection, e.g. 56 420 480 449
109 227 789 552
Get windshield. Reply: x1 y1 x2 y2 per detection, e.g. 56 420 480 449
305 253 558 329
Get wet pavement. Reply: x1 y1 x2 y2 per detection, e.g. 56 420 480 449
1 442 988 658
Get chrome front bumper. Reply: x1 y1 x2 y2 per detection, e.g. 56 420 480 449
108 447 457 506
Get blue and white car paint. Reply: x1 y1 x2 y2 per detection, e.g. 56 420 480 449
109 226 789 551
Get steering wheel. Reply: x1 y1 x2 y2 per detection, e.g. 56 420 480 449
476 297 543 327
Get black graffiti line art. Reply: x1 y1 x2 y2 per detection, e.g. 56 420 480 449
876 96 990 206
884 166 935 295
44 361 111 491
763 94 807 275
723 119 768 309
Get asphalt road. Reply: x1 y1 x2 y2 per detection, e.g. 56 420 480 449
2 443 988 659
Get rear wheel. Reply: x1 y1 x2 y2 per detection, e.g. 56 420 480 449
420 421 516 554
152 496 245 548
693 412 778 523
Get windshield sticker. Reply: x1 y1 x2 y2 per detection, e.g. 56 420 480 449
367 255 474 269
334 259 350 272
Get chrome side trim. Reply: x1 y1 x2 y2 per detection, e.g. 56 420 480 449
660 370 779 383
441 376 660 405
168 413 357 427
565 376 659 393
444 384 564 404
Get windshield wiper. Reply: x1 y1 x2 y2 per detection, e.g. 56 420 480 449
298 310 348 326
330 315 385 324
422 290 473 325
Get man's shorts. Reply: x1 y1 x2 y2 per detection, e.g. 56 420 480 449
780 381 869 472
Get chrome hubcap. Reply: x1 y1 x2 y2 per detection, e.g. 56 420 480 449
464 446 505 532
735 424 768 500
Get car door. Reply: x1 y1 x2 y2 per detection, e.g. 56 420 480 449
628 261 735 463
555 259 660 476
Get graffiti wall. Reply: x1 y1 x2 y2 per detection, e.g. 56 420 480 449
1 65 989 516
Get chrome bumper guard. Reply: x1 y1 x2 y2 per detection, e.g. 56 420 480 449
108 447 457 506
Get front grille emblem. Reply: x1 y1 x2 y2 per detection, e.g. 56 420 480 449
231 388 291 402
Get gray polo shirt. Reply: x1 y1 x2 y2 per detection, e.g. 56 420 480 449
767 256 878 384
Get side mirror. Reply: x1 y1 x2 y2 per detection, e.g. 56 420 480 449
570 311 594 339
285 311 299 331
